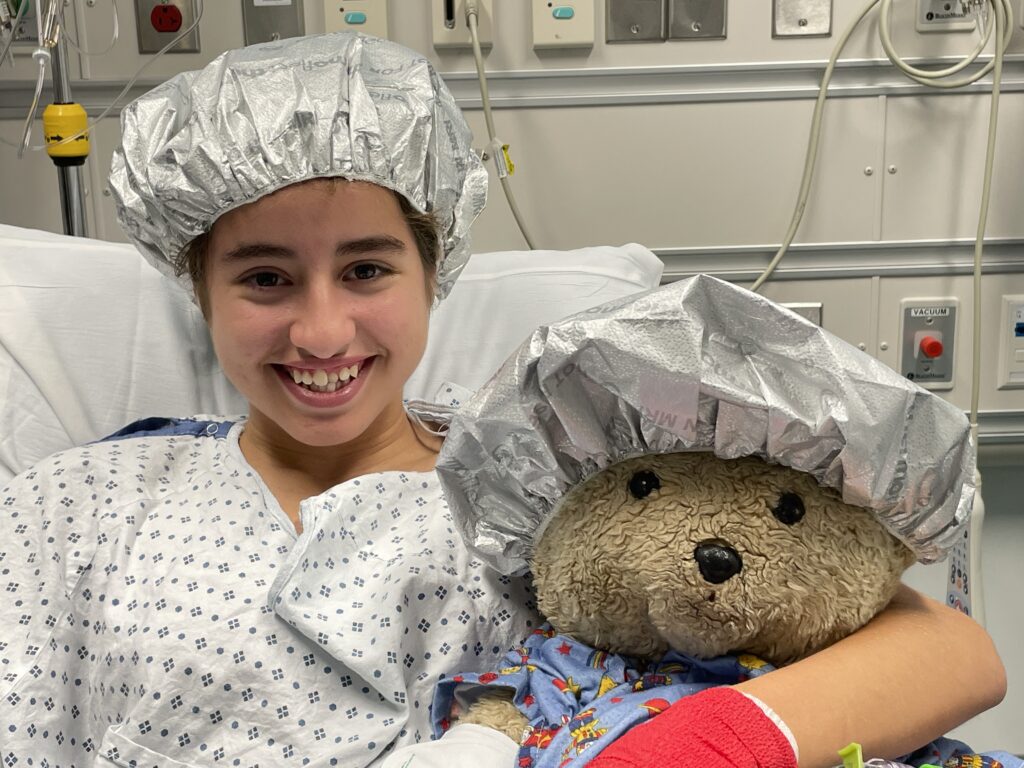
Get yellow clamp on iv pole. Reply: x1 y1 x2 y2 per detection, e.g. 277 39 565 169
42 100 89 166
35 0 89 235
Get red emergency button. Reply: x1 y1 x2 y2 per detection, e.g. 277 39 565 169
919 335 944 359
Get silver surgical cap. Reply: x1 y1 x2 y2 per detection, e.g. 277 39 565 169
436 274 976 575
108 32 486 298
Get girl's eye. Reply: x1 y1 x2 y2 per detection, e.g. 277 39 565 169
245 272 282 289
348 263 391 281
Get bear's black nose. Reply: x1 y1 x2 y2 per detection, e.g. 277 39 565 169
694 540 743 584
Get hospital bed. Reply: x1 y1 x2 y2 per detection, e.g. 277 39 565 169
0 223 664 485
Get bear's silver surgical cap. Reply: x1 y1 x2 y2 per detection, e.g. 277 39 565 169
108 32 486 298
437 274 976 575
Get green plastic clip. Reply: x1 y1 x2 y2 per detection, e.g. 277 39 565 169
839 742 865 768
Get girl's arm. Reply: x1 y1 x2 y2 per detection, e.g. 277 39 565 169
737 583 1006 768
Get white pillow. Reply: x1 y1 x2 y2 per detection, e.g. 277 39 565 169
0 224 662 484
405 243 663 404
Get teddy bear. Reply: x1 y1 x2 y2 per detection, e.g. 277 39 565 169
437 449 915 764
418 273 998 768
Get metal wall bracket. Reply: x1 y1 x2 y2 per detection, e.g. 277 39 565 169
668 0 726 40
606 0 666 43
773 0 832 37
241 0 305 46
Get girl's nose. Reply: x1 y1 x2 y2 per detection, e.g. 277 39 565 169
288 285 356 359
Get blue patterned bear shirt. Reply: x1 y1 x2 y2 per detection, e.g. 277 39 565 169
0 418 537 767
432 626 1024 768
432 624 777 768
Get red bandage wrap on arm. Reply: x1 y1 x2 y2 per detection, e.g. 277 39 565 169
587 686 799 768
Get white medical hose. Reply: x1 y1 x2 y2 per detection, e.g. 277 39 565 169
749 0 880 293
465 2 538 250
754 0 1008 626
968 0 1006 434
751 0 1013 292
960 0 1006 628
1 0 203 153
878 0 1012 88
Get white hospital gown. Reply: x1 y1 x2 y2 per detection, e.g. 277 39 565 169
0 418 538 766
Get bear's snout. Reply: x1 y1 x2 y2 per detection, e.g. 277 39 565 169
694 539 743 584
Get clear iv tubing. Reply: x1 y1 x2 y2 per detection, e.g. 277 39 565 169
15 0 47 157
60 0 120 57
466 2 538 250
2 0 204 153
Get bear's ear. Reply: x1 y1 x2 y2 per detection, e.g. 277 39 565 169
770 491 805 526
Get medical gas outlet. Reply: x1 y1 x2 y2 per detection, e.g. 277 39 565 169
898 298 957 390
533 1 595 49
997 295 1024 389
916 0 976 32
323 1 388 38
431 0 493 49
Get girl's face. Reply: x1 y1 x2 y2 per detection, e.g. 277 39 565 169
203 180 433 449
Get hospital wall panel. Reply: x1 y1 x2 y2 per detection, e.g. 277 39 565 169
461 97 882 255
882 92 1024 242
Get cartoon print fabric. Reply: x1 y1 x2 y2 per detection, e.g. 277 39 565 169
433 624 1023 768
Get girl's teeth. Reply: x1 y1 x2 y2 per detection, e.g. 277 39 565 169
286 363 363 392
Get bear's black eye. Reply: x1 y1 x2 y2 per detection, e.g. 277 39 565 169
772 492 805 525
628 470 661 499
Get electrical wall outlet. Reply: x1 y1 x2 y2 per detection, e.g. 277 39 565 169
431 0 493 49
134 0 200 54
533 0 595 49
916 0 975 32
323 0 389 38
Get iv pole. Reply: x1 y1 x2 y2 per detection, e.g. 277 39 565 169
42 1 89 237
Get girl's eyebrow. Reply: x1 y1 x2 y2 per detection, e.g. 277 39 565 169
222 235 407 262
